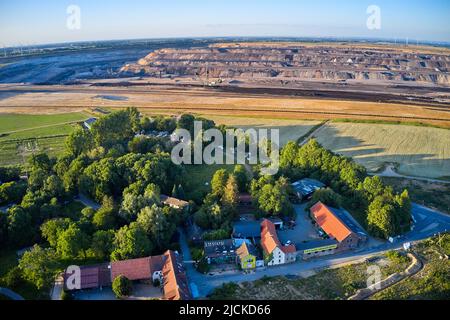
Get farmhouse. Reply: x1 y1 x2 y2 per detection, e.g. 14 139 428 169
162 250 192 300
63 263 111 291
83 118 97 130
63 250 192 300
260 219 296 266
291 178 325 201
160 194 189 210
311 202 367 250
204 239 237 265
110 255 165 282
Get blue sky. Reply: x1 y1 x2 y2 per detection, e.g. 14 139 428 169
0 0 449 46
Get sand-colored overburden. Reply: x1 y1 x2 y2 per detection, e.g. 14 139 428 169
315 122 450 179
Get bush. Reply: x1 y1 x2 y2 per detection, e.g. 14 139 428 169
1 267 23 288
60 290 74 300
386 250 409 265
112 275 132 299
209 282 239 300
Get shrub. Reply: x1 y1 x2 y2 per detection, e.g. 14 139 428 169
112 275 132 299
60 290 74 300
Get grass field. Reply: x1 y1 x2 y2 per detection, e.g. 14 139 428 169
314 122 450 179
0 112 88 166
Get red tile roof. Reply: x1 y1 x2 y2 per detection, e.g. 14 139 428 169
162 250 192 300
111 255 164 281
311 202 352 242
261 219 296 255
63 263 111 291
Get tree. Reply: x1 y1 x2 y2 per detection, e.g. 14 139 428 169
7 206 35 247
233 165 248 192
112 275 132 299
367 196 395 239
56 224 90 259
65 127 92 156
0 213 8 247
43 175 64 199
222 174 239 210
211 169 228 197
137 205 175 250
308 188 342 209
0 181 27 205
28 153 52 173
18 245 58 290
177 114 196 136
91 230 115 259
41 218 72 248
93 197 117 230
111 222 153 261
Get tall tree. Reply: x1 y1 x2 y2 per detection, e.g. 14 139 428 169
111 222 153 261
18 245 58 290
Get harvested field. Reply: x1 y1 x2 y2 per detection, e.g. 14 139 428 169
202 115 322 146
1 84 449 127
314 122 450 179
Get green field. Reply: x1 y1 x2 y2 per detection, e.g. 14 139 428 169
183 164 235 203
315 122 450 179
0 113 88 134
0 112 89 166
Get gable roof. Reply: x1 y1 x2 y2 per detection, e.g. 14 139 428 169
162 250 192 300
63 263 111 291
236 242 257 259
311 202 353 242
261 219 296 255
160 194 189 209
291 179 325 196
110 255 164 281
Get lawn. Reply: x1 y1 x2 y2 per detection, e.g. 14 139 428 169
183 164 235 203
314 122 450 179
0 112 88 166
0 112 89 134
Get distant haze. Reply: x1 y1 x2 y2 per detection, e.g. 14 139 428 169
0 0 449 47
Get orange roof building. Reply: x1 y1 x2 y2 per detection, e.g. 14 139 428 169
162 250 192 300
310 202 367 249
260 219 296 266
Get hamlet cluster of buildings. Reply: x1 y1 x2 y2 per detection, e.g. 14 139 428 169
63 250 192 300
201 178 368 272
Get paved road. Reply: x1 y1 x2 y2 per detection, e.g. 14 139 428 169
0 287 25 300
180 203 450 298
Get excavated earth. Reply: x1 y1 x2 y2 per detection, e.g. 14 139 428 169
120 43 450 86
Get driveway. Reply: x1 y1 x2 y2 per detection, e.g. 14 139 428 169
278 204 321 245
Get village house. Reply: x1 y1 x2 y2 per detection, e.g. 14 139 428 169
296 239 339 260
236 242 259 270
291 178 325 202
83 118 97 130
260 219 296 266
160 194 190 210
310 202 368 251
204 239 236 265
